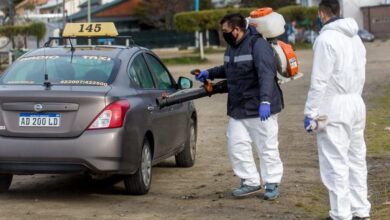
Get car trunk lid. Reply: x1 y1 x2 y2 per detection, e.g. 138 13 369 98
0 85 111 138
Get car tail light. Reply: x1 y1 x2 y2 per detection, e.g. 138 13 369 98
88 100 130 130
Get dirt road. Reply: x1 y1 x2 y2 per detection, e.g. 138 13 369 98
0 41 389 220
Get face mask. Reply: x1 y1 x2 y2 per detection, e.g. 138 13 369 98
223 30 237 46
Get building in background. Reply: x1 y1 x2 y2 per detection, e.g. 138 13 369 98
15 0 48 16
68 0 141 33
211 0 241 8
16 0 85 21
296 0 390 38
361 4 390 38
295 0 320 6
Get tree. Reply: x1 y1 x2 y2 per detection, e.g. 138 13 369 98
1 0 24 47
134 0 193 30
200 0 214 10
1 0 24 24
240 0 296 10
0 22 46 48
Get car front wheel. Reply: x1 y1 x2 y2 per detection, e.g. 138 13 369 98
0 174 13 193
123 138 152 195
175 118 196 167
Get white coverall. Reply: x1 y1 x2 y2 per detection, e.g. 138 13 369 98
227 115 283 187
304 18 371 220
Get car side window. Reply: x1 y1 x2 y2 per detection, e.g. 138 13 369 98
145 54 174 90
128 54 155 89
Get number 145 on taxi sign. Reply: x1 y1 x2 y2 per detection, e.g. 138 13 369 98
62 22 118 37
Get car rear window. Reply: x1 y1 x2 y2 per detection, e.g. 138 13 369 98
1 55 118 86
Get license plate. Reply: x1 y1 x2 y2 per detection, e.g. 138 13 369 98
19 113 61 127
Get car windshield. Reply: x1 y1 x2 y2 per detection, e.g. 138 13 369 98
1 55 117 86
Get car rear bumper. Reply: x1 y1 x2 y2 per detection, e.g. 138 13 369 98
0 129 137 174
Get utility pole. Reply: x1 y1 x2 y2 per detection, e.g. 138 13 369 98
8 0 15 48
195 0 204 60
62 0 66 30
7 0 14 25
88 0 91 45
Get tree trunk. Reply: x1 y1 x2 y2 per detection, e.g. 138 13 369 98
11 37 15 49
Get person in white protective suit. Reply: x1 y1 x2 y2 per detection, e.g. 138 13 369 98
304 1 371 220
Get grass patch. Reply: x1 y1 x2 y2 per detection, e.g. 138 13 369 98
293 42 313 50
161 56 208 65
366 87 390 155
366 86 390 219
295 186 329 219
370 177 390 219
297 86 390 218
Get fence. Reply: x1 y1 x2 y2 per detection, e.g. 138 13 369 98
0 51 11 73
75 29 220 49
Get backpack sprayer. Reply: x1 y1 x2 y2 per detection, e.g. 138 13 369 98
157 8 304 109
248 7 303 83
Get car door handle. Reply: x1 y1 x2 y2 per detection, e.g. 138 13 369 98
147 105 155 111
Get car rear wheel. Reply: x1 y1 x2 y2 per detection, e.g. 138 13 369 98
175 118 196 167
0 174 12 193
123 138 152 195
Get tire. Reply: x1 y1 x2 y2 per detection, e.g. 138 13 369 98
123 138 152 195
0 174 12 193
175 118 196 167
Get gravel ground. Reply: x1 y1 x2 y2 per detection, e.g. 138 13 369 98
0 40 389 220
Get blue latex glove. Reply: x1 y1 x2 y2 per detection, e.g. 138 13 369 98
195 70 209 83
259 102 271 121
304 116 313 132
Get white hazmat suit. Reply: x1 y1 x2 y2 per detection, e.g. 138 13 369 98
304 18 371 220
227 115 283 187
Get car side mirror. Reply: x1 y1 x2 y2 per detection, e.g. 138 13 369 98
178 76 193 89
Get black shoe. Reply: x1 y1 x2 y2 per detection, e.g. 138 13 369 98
352 217 370 220
325 217 333 220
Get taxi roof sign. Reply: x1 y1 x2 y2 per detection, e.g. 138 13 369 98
63 22 118 37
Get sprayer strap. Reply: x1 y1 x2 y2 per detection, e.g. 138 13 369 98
250 36 285 110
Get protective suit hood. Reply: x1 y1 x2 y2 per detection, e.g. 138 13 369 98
321 18 358 38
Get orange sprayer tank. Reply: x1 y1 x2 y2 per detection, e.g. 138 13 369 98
248 8 285 38
277 40 299 77
249 7 301 83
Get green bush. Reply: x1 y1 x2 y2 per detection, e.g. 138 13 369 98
174 8 255 32
277 5 318 28
0 22 46 40
175 6 318 32
28 22 46 41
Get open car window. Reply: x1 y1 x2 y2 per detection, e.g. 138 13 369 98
145 54 175 90
1 55 117 86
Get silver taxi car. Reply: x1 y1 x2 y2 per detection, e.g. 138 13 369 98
0 23 197 195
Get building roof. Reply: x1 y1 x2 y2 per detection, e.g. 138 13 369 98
68 0 123 21
68 0 139 22
15 0 48 10
40 0 63 10
79 0 102 8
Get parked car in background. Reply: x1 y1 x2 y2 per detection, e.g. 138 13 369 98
358 29 375 42
303 30 319 44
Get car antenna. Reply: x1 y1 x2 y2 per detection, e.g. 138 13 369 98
43 46 52 89
68 37 75 63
